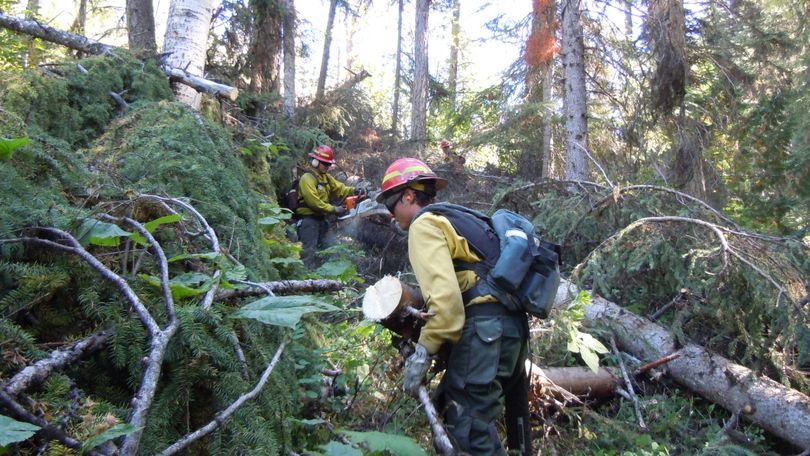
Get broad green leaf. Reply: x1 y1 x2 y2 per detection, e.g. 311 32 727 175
270 257 303 266
581 348 600 373
319 441 362 456
578 332 608 354
140 272 212 299
75 219 132 247
130 214 182 245
316 259 356 281
0 137 30 161
167 252 222 263
233 295 339 329
81 424 138 454
342 430 427 456
0 414 40 446
289 418 326 426
224 264 247 282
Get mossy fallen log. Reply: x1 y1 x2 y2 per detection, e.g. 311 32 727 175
554 279 810 450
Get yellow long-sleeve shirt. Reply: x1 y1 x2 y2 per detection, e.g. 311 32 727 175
295 170 354 216
408 211 497 354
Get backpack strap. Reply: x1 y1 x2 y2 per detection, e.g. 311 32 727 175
414 203 501 304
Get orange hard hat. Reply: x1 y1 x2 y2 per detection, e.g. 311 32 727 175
308 145 336 164
376 157 448 202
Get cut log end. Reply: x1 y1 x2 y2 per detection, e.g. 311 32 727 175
362 275 403 321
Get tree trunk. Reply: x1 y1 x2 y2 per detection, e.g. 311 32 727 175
126 0 157 55
523 0 558 180
163 0 217 110
316 0 338 99
553 279 810 450
646 0 687 115
282 0 297 119
411 0 430 149
23 0 39 69
561 0 589 182
70 0 87 36
392 0 404 137
541 66 554 178
447 0 460 110
249 0 282 97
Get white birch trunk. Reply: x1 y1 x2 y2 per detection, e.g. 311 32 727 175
561 0 589 181
162 0 216 110
411 0 430 148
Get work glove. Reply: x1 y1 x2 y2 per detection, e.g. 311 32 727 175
403 343 431 397
353 187 367 199
333 205 349 217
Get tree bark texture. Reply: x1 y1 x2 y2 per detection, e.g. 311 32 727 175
162 0 217 110
646 0 687 114
553 279 810 449
126 0 157 55
447 0 460 109
411 0 430 146
70 0 87 36
561 0 589 182
249 0 282 96
282 0 297 118
24 0 39 69
316 0 338 99
391 0 404 137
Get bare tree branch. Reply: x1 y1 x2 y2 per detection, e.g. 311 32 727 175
216 279 346 300
4 329 111 396
158 341 287 456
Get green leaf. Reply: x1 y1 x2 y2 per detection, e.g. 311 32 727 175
81 424 139 454
139 272 213 299
289 418 326 426
319 441 362 456
233 295 339 329
580 347 601 373
0 414 40 446
578 332 609 354
130 214 182 245
167 252 222 263
0 137 30 161
316 259 356 281
75 219 132 247
342 430 427 456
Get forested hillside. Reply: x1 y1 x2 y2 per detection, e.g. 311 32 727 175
0 0 808 455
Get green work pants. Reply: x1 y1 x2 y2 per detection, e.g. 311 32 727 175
297 215 336 266
437 312 530 455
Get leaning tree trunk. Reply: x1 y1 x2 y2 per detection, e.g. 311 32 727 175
162 0 217 109
282 0 297 119
561 0 589 182
411 0 430 149
316 0 338 99
126 0 157 55
553 279 810 450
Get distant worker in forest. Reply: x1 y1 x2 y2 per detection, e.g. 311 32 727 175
295 145 365 266
440 139 465 171
377 157 531 455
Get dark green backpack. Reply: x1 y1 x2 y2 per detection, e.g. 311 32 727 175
415 203 561 318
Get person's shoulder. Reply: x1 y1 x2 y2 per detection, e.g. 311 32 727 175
299 172 317 183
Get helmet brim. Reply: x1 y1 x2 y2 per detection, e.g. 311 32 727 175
308 152 336 164
375 177 448 203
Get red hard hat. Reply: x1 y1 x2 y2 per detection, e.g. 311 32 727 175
440 139 450 149
308 145 336 164
376 157 448 202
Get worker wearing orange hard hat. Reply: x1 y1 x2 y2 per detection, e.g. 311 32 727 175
296 145 363 266
378 157 530 455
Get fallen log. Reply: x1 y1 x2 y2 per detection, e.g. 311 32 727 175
0 12 238 101
553 279 810 449
215 279 345 300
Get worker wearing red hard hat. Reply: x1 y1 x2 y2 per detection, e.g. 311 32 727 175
296 145 362 266
378 157 530 455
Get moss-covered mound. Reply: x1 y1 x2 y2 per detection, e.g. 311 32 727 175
88 100 280 278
